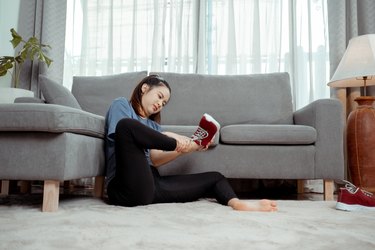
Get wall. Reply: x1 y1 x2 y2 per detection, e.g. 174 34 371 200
0 0 21 87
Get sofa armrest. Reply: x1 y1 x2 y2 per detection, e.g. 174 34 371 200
14 97 45 103
0 103 105 139
293 98 344 179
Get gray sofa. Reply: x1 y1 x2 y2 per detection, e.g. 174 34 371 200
0 71 344 211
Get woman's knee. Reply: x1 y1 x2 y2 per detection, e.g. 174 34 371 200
115 118 138 133
208 171 225 181
115 118 145 142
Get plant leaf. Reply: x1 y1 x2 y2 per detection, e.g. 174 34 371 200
42 44 52 49
0 56 13 64
30 47 38 59
15 55 24 64
1 29 54 84
0 69 8 76
19 48 28 61
4 61 14 70
0 56 15 67
0 57 15 76
44 56 53 67
10 28 22 48
27 37 39 45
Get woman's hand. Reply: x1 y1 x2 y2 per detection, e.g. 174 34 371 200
150 139 200 167
195 137 215 151
163 131 213 153
163 132 200 153
151 132 213 167
174 136 193 152
176 136 216 153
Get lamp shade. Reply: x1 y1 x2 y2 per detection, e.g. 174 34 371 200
328 34 375 87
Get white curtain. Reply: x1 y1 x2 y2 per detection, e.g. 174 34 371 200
64 0 330 109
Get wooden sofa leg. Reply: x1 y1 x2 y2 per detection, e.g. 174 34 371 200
19 181 31 193
94 176 104 198
297 180 305 194
42 180 60 212
324 179 334 201
1 180 9 196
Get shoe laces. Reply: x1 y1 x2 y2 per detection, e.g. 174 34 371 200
193 127 208 139
342 180 373 197
361 189 374 198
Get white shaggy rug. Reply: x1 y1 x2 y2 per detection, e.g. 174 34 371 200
1 196 375 250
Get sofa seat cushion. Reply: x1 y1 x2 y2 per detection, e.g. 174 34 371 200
0 103 105 138
220 124 316 145
162 125 220 146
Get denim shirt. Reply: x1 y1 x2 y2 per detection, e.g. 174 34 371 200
104 97 161 186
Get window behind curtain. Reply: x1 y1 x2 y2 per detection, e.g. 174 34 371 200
64 0 330 109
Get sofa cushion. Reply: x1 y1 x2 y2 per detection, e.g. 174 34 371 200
162 125 220 146
39 75 82 109
152 72 293 126
220 124 316 145
15 97 45 103
72 71 148 116
0 103 105 138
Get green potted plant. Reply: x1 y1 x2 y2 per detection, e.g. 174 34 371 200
0 28 52 88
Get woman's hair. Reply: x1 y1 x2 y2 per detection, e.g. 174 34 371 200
130 74 171 124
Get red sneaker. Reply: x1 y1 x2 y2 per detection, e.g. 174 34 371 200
191 113 220 147
336 180 375 211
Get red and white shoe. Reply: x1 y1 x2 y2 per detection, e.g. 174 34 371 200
336 180 375 211
191 113 220 147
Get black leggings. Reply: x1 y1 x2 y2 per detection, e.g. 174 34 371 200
107 118 237 207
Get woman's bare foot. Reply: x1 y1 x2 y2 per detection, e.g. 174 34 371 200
228 198 278 212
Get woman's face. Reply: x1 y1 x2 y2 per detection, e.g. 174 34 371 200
140 84 171 117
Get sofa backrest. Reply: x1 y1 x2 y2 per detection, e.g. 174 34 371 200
72 71 293 126
71 71 148 116
153 72 293 126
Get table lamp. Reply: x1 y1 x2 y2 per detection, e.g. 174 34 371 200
328 34 375 192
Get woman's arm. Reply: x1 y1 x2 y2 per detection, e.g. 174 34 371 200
150 149 185 167
150 132 205 167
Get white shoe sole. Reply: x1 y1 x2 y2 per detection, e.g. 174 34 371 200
203 113 221 130
336 202 375 211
